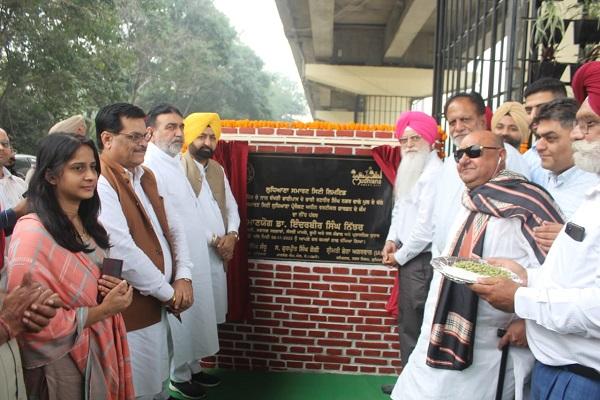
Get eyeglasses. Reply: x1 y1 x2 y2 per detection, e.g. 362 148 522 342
398 135 423 145
118 131 153 144
575 119 600 135
454 144 502 162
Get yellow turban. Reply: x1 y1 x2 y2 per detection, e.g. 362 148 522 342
182 112 221 152
491 102 529 143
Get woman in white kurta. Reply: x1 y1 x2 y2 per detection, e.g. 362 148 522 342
391 206 541 400
143 142 220 379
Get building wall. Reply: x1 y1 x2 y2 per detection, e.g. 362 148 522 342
202 126 402 376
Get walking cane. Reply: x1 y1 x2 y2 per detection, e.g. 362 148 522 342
495 328 509 400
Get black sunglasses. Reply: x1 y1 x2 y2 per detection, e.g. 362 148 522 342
454 144 502 162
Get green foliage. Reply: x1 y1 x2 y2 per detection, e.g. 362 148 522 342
0 0 306 154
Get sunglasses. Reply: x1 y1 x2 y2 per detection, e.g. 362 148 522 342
454 144 502 162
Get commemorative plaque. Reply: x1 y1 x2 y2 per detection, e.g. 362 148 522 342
247 153 393 264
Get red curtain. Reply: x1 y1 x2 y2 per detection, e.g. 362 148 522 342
372 145 402 318
213 141 251 321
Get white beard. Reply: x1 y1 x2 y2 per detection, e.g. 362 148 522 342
572 139 600 174
394 149 430 200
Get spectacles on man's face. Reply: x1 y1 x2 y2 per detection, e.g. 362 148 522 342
117 131 153 144
398 135 423 145
575 119 600 135
454 144 502 162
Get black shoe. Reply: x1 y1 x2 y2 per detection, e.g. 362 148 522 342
191 371 221 388
381 384 395 395
168 380 207 400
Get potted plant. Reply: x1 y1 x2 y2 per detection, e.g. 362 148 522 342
573 0 600 44
531 0 571 80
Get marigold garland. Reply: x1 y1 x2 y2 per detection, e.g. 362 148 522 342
220 119 395 132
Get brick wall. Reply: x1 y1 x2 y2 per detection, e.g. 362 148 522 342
202 126 401 375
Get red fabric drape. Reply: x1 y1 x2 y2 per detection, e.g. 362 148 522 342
372 145 402 318
213 141 251 321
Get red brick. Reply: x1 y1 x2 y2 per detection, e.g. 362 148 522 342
378 367 398 374
294 266 311 273
323 275 357 283
327 316 346 323
342 365 360 372
254 310 272 319
248 145 258 152
249 270 274 279
317 339 352 347
365 317 383 325
222 127 238 134
356 341 389 349
257 128 275 134
253 343 270 351
314 355 351 364
272 328 290 336
276 265 292 272
293 281 310 289
311 283 330 290
220 348 244 356
247 334 279 343
322 291 356 300
326 331 344 339
324 363 342 371
364 333 384 341
382 351 400 358
335 130 355 137
269 360 286 368
364 350 381 357
255 295 273 303
360 366 377 373
331 300 349 307
346 332 363 340
370 269 390 276
235 325 252 332
318 323 353 331
239 127 256 134
276 128 294 135
281 336 315 345
326 348 343 356
252 318 280 327
219 332 244 340
292 297 311 305
291 329 308 336
334 147 353 155
273 296 291 305
286 361 304 369
219 324 235 331
296 146 313 154
332 284 351 292
346 317 364 324
308 330 326 338
254 279 273 287
255 287 284 295
359 293 389 302
276 145 295 153
391 359 402 367
254 327 271 334
356 357 388 365
284 305 320 314
359 277 393 285
305 363 323 370
287 289 320 297
314 267 332 274
309 315 327 322
316 130 335 137
333 267 350 274
375 131 394 139
294 273 320 281
349 301 368 308
358 309 389 317
354 148 372 156
358 325 390 334
281 353 313 361
275 272 292 279
283 321 317 329
390 342 401 350
371 286 389 294
346 349 362 356
349 284 370 293
352 268 369 276
312 299 329 306
257 145 276 152
252 359 268 368
314 146 333 154
247 351 277 359
274 280 292 288
271 345 287 352
355 131 374 138
322 307 355 316
306 346 324 354
296 129 315 136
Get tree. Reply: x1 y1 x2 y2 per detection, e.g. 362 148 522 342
267 73 309 121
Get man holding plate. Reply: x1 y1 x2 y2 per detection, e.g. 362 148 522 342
391 130 562 400
472 61 600 399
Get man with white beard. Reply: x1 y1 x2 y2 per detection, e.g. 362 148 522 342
144 104 220 400
472 61 600 399
380 111 442 395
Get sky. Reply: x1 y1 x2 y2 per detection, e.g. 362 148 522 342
212 0 301 85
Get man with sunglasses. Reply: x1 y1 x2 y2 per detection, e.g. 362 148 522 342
471 61 600 400
96 103 194 400
432 92 530 258
391 130 562 400
380 111 442 395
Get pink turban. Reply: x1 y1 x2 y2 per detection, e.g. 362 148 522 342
395 111 440 145
572 61 600 116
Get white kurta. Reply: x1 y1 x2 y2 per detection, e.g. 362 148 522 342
193 159 239 323
432 143 531 256
0 167 26 211
143 143 220 370
98 165 192 398
392 206 542 400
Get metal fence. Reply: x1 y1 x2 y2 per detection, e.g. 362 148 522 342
355 95 416 125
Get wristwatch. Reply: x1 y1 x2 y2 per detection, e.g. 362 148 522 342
228 231 239 241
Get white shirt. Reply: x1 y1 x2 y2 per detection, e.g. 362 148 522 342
432 143 531 256
523 144 548 186
543 166 599 219
392 206 541 400
386 151 442 265
97 165 192 302
515 181 600 371
0 167 26 210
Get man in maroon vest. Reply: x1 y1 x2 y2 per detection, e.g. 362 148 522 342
96 103 195 400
